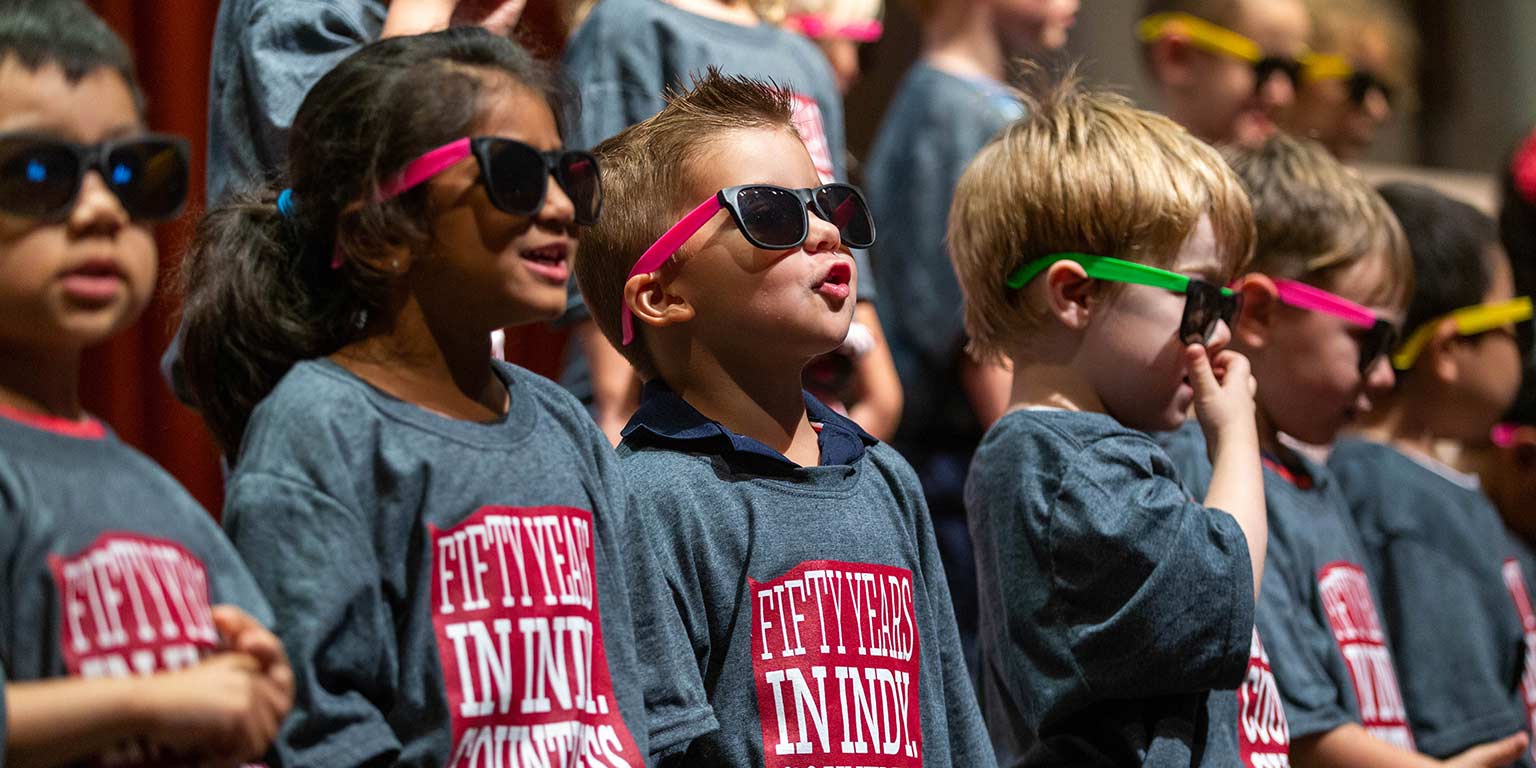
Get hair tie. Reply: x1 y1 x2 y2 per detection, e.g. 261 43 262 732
276 188 297 218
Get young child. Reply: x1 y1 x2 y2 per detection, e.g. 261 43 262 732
1327 182 1532 761
177 28 712 767
1137 0 1311 149
1160 135 1528 766
1283 0 1416 162
572 71 993 766
953 78 1271 765
0 2 292 765
558 0 901 445
861 0 1076 670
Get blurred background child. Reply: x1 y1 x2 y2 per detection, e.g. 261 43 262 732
1136 0 1311 149
1329 181 1531 760
0 2 291 765
1284 0 1417 162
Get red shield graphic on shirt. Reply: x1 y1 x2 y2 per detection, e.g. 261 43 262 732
789 93 836 185
50 532 223 766
429 505 640 767
1237 628 1290 767
749 560 923 768
1502 558 1536 761
1316 562 1414 749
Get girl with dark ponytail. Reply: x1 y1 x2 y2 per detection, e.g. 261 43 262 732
179 27 714 767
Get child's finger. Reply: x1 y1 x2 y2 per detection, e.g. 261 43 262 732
1213 351 1251 392
210 605 261 645
1184 344 1219 396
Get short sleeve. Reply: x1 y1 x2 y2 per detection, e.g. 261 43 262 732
240 4 378 168
1051 436 1253 698
224 472 401 767
1252 538 1353 740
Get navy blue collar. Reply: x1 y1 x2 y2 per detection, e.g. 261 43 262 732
621 379 877 469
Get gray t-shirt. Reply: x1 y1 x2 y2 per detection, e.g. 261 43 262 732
224 359 714 767
206 0 385 206
614 380 993 766
0 409 271 766
864 63 1023 453
1329 438 1531 760
1162 422 1414 750
967 410 1254 766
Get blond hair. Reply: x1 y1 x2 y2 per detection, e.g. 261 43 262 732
1226 134 1412 306
573 71 798 378
951 76 1255 362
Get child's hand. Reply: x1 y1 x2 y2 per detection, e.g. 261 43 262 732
1442 732 1528 767
137 653 287 763
1186 343 1257 450
211 605 295 722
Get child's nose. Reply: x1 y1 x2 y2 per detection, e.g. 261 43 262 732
804 208 842 254
1257 73 1297 110
1363 353 1397 393
537 173 576 225
1362 89 1392 123
1206 316 1234 352
69 170 129 232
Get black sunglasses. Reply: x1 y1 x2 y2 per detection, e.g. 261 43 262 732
1253 56 1304 93
1181 279 1246 346
1346 71 1394 107
1356 320 1399 376
718 183 876 251
0 132 189 221
468 137 601 225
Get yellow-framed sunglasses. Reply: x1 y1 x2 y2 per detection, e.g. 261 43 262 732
1300 52 1397 107
1391 296 1533 370
1136 12 1313 92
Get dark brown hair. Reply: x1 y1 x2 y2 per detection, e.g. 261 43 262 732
177 27 563 456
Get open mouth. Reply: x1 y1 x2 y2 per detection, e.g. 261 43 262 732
519 243 570 283
815 261 853 300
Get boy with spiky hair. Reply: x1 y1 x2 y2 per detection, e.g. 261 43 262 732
573 71 992 766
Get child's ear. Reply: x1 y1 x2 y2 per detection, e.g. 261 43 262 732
1419 318 1463 385
1147 37 1196 89
1043 261 1094 332
625 271 694 334
1232 274 1277 350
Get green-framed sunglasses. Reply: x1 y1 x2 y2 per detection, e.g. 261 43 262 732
1007 252 1243 345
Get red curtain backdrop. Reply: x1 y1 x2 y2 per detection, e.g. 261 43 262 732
81 1 568 514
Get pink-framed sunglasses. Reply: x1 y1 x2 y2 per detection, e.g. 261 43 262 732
783 14 884 43
378 136 601 224
618 182 876 345
1270 278 1398 375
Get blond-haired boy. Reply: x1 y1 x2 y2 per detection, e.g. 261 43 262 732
954 79 1269 765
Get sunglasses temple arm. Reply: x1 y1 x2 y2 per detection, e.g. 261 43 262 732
1273 279 1378 328
378 138 473 201
619 194 725 346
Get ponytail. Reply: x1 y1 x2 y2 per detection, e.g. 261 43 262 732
177 27 563 456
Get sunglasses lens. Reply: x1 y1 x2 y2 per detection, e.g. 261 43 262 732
556 151 602 225
0 138 79 217
813 185 876 249
1348 72 1392 107
1360 322 1397 374
1255 57 1301 90
735 186 806 249
1181 281 1224 345
482 139 547 216
106 138 188 221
